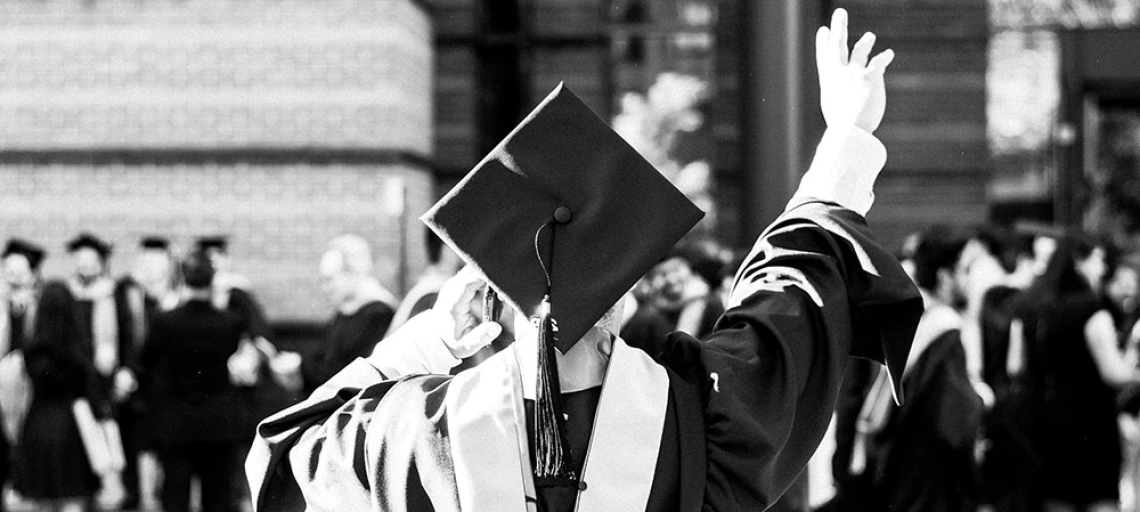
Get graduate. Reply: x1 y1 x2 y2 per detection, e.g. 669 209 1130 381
65 233 122 387
855 225 985 512
247 9 920 512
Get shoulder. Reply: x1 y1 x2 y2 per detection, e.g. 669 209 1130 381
360 301 396 317
982 285 1019 309
152 307 179 323
932 329 966 359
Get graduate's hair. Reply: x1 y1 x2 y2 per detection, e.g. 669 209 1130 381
181 252 216 289
326 234 374 277
973 224 1034 274
911 224 972 292
1028 232 1111 299
30 281 88 360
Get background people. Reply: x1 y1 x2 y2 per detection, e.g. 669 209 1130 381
299 234 397 393
141 252 248 512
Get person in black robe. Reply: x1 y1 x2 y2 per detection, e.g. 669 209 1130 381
141 253 249 512
975 228 1045 512
856 224 985 512
0 239 49 512
113 235 179 510
299 234 397 393
1014 234 1140 511
16 281 100 512
247 10 918 512
195 235 281 511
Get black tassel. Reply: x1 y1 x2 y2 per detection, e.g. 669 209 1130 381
532 294 575 482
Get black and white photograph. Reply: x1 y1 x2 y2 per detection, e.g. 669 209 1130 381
3 1 1140 511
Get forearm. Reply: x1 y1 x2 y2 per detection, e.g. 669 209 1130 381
787 125 886 216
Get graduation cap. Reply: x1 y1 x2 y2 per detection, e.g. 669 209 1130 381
195 236 229 254
66 233 113 260
2 238 47 271
139 236 171 251
422 83 704 484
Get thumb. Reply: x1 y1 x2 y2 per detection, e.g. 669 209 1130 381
451 321 503 358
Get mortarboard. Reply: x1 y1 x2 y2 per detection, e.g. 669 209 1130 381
2 239 47 271
423 83 704 353
66 232 113 260
195 236 229 254
140 236 170 251
422 83 704 484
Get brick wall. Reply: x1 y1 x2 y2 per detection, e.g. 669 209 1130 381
0 0 435 324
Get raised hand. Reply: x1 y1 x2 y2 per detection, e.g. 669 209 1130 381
816 8 894 133
432 266 503 359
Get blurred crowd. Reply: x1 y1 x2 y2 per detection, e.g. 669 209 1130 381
5 220 1140 512
816 222 1140 512
0 225 742 512
0 231 426 512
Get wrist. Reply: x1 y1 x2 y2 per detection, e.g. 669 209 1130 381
788 125 885 216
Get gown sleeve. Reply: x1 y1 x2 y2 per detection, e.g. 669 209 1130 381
649 201 923 512
248 308 465 511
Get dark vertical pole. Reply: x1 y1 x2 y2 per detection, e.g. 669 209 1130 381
476 0 526 155
738 0 820 240
1056 30 1080 228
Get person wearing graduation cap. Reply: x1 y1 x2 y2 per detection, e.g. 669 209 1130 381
194 235 279 512
65 234 123 393
111 235 179 511
247 9 920 512
1 239 47 361
195 236 272 345
0 238 49 512
141 252 251 512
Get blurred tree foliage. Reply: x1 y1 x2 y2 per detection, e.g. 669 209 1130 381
612 72 716 233
991 0 1140 29
1087 109 1140 249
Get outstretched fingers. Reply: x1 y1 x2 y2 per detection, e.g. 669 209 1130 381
816 25 832 77
849 32 876 68
866 48 896 75
832 8 849 65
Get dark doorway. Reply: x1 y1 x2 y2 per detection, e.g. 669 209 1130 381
1058 28 1140 243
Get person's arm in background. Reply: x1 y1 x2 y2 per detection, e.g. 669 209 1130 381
1085 310 1140 387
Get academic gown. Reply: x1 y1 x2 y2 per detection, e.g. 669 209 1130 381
247 202 922 512
979 286 1041 512
869 326 983 512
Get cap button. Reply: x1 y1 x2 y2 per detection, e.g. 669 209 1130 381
577 480 588 491
553 206 573 223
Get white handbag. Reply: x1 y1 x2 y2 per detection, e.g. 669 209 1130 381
72 398 126 476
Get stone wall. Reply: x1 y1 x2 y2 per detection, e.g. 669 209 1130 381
0 0 435 323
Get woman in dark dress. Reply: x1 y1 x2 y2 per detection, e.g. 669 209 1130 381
1014 235 1140 512
17 281 98 512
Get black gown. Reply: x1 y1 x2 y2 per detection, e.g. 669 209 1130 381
1022 294 1121 506
247 203 923 512
301 301 394 393
979 285 1041 512
868 329 983 512
17 318 98 500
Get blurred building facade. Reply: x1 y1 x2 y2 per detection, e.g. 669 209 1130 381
432 0 990 248
1 0 993 325
0 0 435 323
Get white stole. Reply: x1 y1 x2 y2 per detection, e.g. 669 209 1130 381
445 337 670 512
